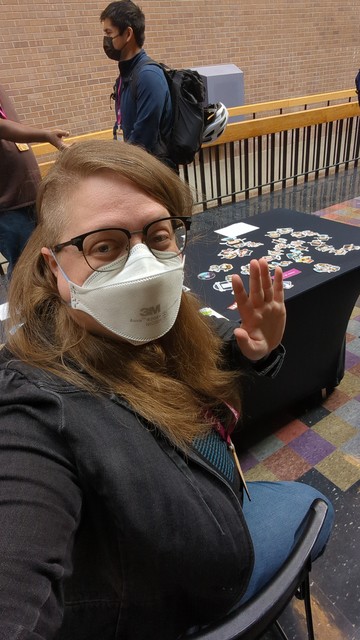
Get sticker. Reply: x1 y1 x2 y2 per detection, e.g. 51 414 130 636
291 231 308 238
213 280 234 292
283 280 294 289
209 263 233 272
240 264 251 275
200 307 228 319
245 241 264 248
276 227 293 234
296 255 314 264
313 263 340 273
15 142 30 151
266 231 281 238
238 248 253 257
217 249 238 259
282 268 302 278
197 271 216 280
226 238 245 247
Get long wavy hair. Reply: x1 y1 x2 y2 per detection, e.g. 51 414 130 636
7 140 242 448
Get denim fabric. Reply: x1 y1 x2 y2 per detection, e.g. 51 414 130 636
0 204 36 275
239 480 334 603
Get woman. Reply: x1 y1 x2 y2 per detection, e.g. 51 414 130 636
0 140 333 639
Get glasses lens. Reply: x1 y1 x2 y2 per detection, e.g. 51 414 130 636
146 218 187 258
82 229 129 271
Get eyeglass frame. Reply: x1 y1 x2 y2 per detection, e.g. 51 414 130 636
52 216 192 271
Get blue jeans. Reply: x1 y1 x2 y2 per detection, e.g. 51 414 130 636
239 480 334 604
0 205 36 276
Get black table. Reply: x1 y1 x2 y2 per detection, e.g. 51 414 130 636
185 209 360 437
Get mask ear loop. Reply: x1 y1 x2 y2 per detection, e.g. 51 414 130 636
49 249 71 284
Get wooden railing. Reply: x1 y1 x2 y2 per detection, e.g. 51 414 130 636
31 89 360 211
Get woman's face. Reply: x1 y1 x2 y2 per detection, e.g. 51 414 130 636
41 172 171 337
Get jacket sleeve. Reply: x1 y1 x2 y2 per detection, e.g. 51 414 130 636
128 67 170 151
0 368 82 639
210 316 286 378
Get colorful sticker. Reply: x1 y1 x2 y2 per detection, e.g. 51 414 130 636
313 263 340 273
197 271 216 280
200 307 228 319
217 249 238 259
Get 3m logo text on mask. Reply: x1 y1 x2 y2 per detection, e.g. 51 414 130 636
140 305 161 317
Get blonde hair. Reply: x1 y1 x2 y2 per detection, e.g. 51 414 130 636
7 140 242 448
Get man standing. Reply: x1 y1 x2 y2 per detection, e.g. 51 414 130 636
0 85 68 276
100 1 174 169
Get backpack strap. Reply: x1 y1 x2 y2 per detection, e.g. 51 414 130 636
129 58 164 100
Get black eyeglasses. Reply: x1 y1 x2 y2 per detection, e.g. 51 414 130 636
53 216 191 272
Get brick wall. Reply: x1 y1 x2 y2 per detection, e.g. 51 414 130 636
1 0 359 136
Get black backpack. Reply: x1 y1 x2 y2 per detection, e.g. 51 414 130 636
131 59 206 165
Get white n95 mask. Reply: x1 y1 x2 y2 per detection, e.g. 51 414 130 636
65 243 185 345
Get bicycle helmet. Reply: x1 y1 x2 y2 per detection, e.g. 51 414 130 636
202 102 229 144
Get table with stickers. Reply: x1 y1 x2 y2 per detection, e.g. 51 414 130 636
185 209 360 434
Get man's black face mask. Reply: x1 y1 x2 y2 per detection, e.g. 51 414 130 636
103 36 123 61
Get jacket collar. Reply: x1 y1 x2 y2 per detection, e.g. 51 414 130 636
118 49 148 81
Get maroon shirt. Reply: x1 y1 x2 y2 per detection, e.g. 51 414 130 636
0 85 41 211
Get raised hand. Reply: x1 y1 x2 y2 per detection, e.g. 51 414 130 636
232 258 286 361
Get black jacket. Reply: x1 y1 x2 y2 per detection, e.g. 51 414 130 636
0 321 284 639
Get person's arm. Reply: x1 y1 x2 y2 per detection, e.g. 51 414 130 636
0 368 82 639
128 67 169 151
0 118 69 150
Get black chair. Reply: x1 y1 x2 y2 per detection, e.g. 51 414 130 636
189 498 328 640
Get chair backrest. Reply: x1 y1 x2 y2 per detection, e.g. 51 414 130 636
189 498 328 640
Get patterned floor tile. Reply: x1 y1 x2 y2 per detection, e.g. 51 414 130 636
350 306 360 319
333 372 360 399
243 462 279 482
346 332 357 344
333 399 360 429
315 450 360 491
262 446 312 480
312 414 359 447
346 319 360 335
288 429 336 465
349 362 360 377
341 433 360 459
274 419 309 443
248 434 284 461
346 337 360 357
322 388 352 410
345 351 360 370
293 404 331 427
237 450 258 473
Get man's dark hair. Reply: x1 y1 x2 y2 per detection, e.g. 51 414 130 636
100 1 145 48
